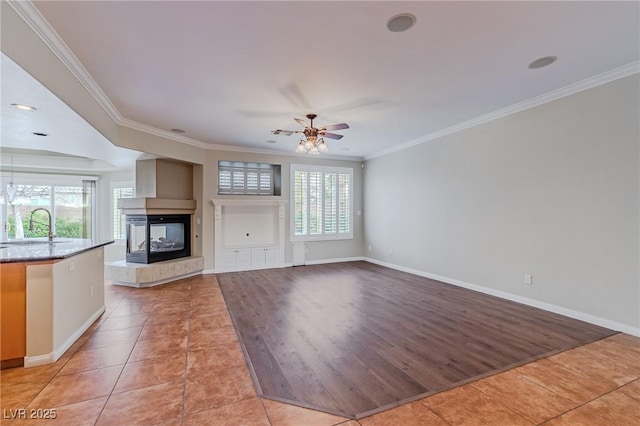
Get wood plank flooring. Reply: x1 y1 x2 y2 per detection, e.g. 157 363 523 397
217 261 616 419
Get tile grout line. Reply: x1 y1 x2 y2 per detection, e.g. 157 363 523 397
92 287 158 425
10 290 130 417
536 377 639 425
179 276 195 426
258 396 274 426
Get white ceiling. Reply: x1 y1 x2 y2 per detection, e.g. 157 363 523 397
1 53 143 172
10 1 640 160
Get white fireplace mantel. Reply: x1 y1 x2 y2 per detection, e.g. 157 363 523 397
211 198 288 272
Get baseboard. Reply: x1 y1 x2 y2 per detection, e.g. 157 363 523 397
201 268 215 275
24 353 55 368
26 305 107 368
304 256 365 266
214 262 291 274
52 305 106 362
364 257 640 337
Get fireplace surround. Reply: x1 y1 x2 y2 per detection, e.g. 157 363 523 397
126 214 191 264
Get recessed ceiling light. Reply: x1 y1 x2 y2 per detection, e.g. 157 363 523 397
528 56 557 69
170 128 185 134
387 13 416 32
11 103 37 112
341 148 351 152
266 140 277 144
32 132 48 137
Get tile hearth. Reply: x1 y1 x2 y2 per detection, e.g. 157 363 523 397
106 256 204 288
0 275 638 425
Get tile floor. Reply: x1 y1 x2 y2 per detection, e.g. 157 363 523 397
1 274 638 425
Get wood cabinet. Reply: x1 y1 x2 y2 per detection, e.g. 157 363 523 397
1 263 26 364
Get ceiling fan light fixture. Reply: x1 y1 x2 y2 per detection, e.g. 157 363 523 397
275 113 348 155
304 139 314 150
317 139 328 153
296 140 307 153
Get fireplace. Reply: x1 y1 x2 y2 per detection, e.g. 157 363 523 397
126 214 191 264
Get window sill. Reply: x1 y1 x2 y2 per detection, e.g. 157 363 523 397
291 234 354 243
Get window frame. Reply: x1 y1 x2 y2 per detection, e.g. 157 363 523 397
0 172 98 240
111 181 133 240
290 164 354 242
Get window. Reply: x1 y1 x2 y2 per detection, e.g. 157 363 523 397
218 161 281 195
291 165 353 241
0 173 97 241
112 185 133 239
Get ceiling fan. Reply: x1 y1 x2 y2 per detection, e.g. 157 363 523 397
271 114 349 154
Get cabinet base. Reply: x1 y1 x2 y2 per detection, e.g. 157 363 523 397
1 357 24 370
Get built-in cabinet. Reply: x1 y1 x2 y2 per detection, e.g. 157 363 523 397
212 199 287 273
220 246 279 271
221 248 251 268
252 247 278 266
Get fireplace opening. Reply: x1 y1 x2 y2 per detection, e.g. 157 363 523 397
126 214 191 264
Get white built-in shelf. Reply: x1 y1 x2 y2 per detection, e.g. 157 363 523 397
211 198 288 273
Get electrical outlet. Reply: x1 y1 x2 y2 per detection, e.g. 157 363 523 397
90 286 94 297
524 274 533 285
368 244 372 251
69 262 75 271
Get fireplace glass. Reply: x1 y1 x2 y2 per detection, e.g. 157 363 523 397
126 214 190 264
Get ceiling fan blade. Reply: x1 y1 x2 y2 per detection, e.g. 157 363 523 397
271 129 296 136
321 132 344 140
294 118 308 128
321 123 349 131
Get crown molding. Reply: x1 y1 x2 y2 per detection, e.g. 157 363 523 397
119 118 362 161
365 61 640 161
13 0 633 164
6 0 123 123
8 0 362 161
117 118 211 150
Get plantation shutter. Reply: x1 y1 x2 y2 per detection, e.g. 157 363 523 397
291 165 353 240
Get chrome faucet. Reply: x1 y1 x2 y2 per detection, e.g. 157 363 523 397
29 208 55 241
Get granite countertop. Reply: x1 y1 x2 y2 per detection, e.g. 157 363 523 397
0 238 114 263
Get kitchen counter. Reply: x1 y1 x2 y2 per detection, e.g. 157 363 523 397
0 239 114 263
0 239 111 368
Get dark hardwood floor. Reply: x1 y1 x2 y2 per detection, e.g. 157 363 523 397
217 261 615 419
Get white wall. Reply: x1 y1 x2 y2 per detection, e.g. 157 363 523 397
26 247 105 366
364 74 640 331
98 169 134 262
204 150 364 270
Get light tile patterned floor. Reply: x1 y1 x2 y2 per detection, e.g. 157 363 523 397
1 274 638 425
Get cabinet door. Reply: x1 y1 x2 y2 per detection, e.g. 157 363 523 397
251 248 265 266
236 249 252 266
264 247 279 265
221 250 238 266
1 263 26 361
